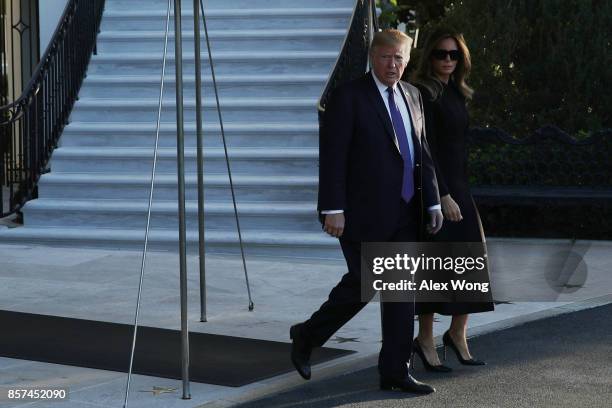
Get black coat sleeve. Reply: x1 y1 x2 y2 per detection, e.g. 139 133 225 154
417 89 441 209
317 84 355 213
419 86 450 198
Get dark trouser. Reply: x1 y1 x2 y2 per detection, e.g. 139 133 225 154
302 201 417 379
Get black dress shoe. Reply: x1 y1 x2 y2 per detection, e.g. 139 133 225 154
380 373 436 394
442 331 486 366
290 324 312 380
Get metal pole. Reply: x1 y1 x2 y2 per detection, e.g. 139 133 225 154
173 0 191 399
121 1 173 406
193 0 206 323
200 0 254 312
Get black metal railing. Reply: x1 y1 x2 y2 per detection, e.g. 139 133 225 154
317 0 378 122
468 126 612 239
0 0 105 217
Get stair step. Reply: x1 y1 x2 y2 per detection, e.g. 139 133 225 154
51 147 318 175
0 0 352 258
59 122 319 148
37 173 318 201
0 226 342 258
103 0 355 11
96 29 346 53
69 97 318 123
24 199 320 231
87 51 338 75
101 8 352 31
79 74 327 98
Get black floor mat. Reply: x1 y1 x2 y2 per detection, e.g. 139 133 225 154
0 310 354 387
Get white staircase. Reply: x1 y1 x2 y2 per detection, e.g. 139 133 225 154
0 0 355 258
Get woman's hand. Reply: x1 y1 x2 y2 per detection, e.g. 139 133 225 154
441 194 463 222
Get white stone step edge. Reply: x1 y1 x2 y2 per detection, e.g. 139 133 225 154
41 173 318 186
83 73 327 84
74 97 317 108
97 28 346 40
90 50 339 61
0 227 336 246
102 8 353 18
52 147 318 160
25 199 316 215
63 122 318 133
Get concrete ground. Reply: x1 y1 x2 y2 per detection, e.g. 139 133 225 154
0 238 610 407
236 303 612 408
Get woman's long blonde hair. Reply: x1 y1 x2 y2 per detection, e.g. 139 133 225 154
412 27 474 101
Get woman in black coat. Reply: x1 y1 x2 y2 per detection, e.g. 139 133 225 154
410 27 494 372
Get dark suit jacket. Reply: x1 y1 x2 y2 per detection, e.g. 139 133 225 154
317 72 440 242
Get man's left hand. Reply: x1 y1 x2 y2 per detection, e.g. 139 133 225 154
427 209 443 235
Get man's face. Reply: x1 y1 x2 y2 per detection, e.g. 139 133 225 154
371 44 409 87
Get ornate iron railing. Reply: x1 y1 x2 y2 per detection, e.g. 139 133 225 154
317 0 378 121
468 126 611 188
0 0 105 217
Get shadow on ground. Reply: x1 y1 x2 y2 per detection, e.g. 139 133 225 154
237 303 612 408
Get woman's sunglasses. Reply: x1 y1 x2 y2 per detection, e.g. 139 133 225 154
431 49 461 61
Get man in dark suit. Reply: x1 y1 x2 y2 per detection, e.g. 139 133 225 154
290 29 443 393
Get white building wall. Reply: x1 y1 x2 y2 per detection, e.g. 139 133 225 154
39 0 69 56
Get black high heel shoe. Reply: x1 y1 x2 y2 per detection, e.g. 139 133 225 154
442 331 486 366
412 338 452 372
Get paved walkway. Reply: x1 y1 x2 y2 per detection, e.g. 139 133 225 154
236 303 612 408
0 238 610 407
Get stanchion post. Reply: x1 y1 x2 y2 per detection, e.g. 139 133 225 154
193 0 207 323
173 0 191 400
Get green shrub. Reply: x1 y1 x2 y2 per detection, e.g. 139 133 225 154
395 0 611 137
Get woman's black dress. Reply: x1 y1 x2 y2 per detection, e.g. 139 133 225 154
416 80 494 315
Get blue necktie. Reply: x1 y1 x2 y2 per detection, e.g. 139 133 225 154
387 87 414 203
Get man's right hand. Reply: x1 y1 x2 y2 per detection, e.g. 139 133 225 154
323 213 345 238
